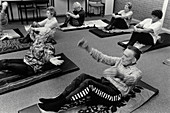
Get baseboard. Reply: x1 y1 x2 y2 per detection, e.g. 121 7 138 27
8 15 66 22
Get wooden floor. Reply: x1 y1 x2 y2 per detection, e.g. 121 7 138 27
0 16 170 113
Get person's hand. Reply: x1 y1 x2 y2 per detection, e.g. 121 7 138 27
32 21 38 27
112 13 116 17
50 56 64 66
133 26 137 32
123 76 135 86
66 12 71 16
77 38 91 52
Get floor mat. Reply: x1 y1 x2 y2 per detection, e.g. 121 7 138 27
60 19 108 32
89 19 136 38
0 28 32 54
117 33 170 53
0 53 80 95
18 80 158 113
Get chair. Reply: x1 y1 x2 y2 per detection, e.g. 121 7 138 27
34 0 49 19
88 0 105 17
17 1 38 25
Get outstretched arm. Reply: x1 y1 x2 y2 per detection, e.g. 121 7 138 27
77 38 119 66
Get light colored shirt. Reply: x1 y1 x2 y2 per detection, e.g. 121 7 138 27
139 18 162 44
90 48 142 96
118 10 133 27
38 17 59 29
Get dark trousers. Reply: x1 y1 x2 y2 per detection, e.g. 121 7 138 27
64 16 82 26
109 17 128 29
0 59 35 77
62 73 122 104
127 32 154 46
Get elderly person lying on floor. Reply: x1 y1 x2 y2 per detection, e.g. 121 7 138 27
60 2 85 28
122 9 163 49
38 38 142 112
19 6 59 44
0 34 64 77
104 2 133 30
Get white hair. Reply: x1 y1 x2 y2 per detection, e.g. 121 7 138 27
73 2 82 8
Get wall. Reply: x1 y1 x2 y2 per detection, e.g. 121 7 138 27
114 0 164 20
114 0 170 30
163 0 170 29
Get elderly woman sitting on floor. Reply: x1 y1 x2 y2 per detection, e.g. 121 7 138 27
60 2 85 28
104 2 133 30
19 6 59 44
122 9 163 49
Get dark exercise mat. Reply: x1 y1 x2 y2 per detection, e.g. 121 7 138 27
18 79 158 113
0 28 57 54
0 28 32 55
89 19 137 38
89 28 131 38
0 53 80 95
117 33 170 53
60 20 98 32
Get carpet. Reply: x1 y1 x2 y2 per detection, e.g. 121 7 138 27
0 53 80 95
18 79 158 113
117 33 170 53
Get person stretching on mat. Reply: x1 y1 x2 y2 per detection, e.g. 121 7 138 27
19 6 59 44
122 9 163 48
38 38 142 112
60 2 85 28
104 2 133 30
0 34 64 77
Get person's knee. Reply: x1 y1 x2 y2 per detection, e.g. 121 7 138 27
82 79 93 86
78 73 91 79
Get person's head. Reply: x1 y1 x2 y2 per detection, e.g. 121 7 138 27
121 46 141 66
46 6 57 19
73 2 82 11
151 10 163 22
124 2 132 11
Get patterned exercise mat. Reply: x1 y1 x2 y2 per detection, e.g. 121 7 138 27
0 28 32 54
0 38 31 54
18 80 158 113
